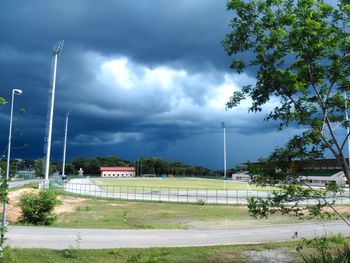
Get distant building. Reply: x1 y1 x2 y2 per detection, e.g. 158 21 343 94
100 167 135 178
232 171 250 182
243 158 349 187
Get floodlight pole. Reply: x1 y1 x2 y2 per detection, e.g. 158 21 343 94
62 110 70 179
222 122 227 189
345 92 350 170
44 40 64 188
1 89 22 249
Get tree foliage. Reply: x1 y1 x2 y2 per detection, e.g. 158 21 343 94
224 0 350 177
223 0 350 219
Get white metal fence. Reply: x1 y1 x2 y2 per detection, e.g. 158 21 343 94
56 181 350 205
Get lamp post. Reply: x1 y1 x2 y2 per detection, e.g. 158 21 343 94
1 89 22 245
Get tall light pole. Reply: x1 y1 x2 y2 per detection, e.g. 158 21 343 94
44 40 64 188
345 92 350 172
1 88 22 245
221 122 227 187
62 110 70 180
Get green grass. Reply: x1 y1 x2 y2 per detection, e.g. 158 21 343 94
6 238 350 263
1 241 304 263
92 178 279 191
50 195 312 229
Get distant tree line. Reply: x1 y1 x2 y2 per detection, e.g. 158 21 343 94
0 156 245 179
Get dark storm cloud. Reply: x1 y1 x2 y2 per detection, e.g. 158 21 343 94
0 0 231 69
0 0 282 168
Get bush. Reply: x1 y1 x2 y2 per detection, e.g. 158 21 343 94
298 236 350 263
197 199 206 205
18 190 61 225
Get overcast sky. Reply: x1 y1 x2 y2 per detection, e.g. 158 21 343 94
0 0 296 169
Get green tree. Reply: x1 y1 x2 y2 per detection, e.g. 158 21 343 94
146 157 166 177
0 97 6 105
223 0 350 218
34 159 44 178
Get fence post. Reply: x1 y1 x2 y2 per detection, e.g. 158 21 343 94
226 189 228 205
177 188 179 203
216 189 218 204
151 187 153 201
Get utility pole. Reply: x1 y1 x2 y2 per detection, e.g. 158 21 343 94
44 40 64 188
62 110 70 180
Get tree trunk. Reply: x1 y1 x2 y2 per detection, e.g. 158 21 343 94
338 151 350 190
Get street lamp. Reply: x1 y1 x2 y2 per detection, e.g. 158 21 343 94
1 88 22 245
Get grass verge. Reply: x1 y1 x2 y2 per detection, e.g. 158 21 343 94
3 237 350 263
51 195 318 229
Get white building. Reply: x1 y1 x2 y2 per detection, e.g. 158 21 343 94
299 171 347 187
100 167 135 178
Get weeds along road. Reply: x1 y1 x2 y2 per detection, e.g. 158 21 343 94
6 222 350 249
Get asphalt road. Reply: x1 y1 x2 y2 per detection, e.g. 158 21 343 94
6 221 350 249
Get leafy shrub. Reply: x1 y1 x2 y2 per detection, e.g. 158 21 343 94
298 236 350 263
18 190 61 225
197 199 206 205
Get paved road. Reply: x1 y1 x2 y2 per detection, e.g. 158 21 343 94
6 222 350 249
8 179 42 188
63 179 350 205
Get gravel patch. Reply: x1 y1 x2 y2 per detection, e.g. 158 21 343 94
242 248 297 263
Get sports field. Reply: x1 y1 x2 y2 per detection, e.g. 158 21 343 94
92 178 279 191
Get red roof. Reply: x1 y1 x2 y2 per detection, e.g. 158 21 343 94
100 167 135 172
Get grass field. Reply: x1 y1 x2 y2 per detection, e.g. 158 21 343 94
51 194 314 229
3 237 349 263
92 178 279 191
